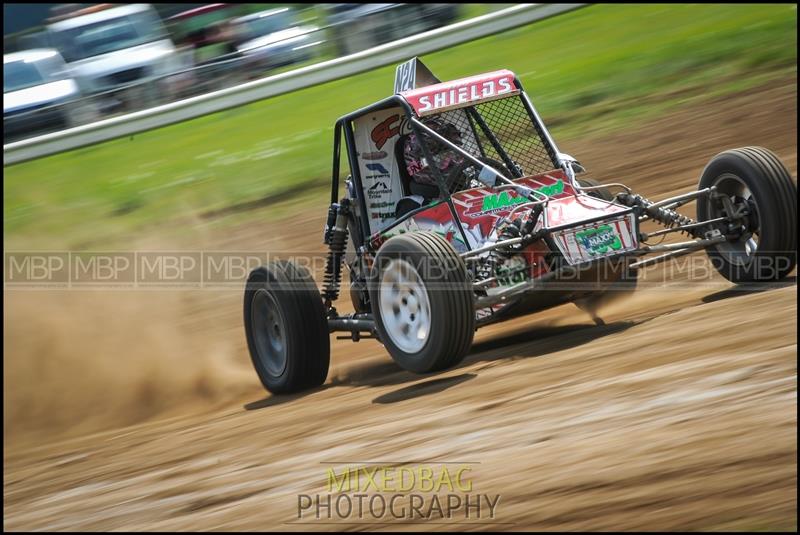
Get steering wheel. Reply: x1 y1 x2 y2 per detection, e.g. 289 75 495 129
443 156 514 193
476 157 514 179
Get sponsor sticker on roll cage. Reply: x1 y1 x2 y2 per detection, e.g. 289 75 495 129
401 70 519 116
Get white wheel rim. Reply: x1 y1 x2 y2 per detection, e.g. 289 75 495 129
379 258 432 354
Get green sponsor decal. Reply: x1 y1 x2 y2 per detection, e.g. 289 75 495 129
481 180 564 212
575 224 622 255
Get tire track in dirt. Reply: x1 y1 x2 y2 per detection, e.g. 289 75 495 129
3 285 796 530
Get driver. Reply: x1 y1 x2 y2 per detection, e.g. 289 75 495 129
403 116 470 197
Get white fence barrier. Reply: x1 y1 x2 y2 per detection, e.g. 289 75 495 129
3 4 586 166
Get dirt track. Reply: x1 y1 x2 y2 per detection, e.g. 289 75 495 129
3 79 797 531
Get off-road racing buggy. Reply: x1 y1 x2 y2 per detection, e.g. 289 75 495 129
244 58 797 394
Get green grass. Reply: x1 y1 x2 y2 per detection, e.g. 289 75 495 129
4 4 796 248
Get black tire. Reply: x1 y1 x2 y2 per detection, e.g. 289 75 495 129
697 147 797 283
578 178 615 202
370 232 475 373
244 261 330 394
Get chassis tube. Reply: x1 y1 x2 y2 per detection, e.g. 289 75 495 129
629 248 703 271
408 117 548 203
341 119 372 244
643 216 727 239
461 236 525 258
408 118 474 249
474 252 644 309
514 79 561 168
474 234 727 308
328 316 376 333
465 107 521 177
331 122 342 204
629 236 726 270
641 236 726 253
647 187 716 210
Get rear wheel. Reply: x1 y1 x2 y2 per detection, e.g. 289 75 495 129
697 147 797 283
244 261 330 393
370 232 475 373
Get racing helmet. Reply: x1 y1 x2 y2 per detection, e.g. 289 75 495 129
403 116 467 194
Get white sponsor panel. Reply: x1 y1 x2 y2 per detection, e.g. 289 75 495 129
352 106 481 235
353 108 408 234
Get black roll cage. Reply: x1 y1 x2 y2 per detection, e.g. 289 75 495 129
330 76 565 250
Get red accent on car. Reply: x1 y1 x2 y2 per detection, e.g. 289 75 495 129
371 114 401 150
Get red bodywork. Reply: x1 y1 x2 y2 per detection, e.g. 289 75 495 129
372 170 633 279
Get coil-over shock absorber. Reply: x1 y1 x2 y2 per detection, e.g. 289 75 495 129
322 198 351 308
617 193 701 238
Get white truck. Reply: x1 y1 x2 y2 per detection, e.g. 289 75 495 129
3 49 81 141
41 4 178 102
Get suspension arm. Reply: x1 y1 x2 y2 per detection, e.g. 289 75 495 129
629 234 727 270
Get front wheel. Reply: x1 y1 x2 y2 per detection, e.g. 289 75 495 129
697 147 797 283
370 232 475 373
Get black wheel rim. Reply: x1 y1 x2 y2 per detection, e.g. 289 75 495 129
250 289 288 377
707 173 761 266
